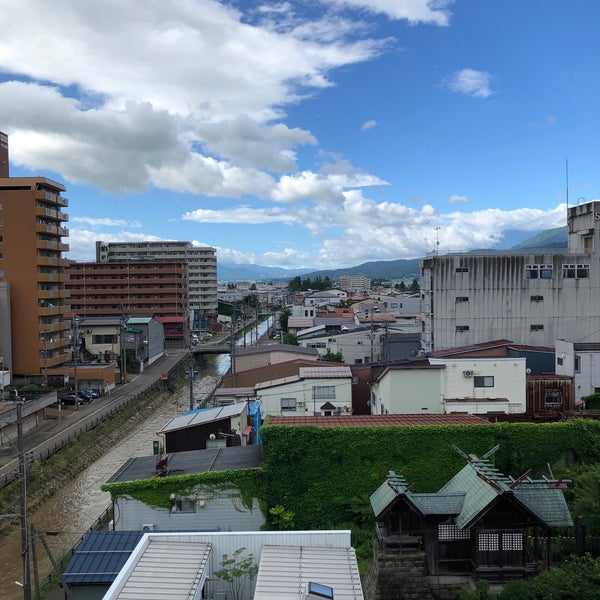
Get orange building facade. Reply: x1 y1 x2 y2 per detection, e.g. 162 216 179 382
0 172 72 379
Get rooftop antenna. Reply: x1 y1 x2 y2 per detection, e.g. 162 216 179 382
565 158 569 212
435 227 441 255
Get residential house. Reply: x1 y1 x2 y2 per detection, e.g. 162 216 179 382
255 365 353 417
369 446 572 592
103 445 264 534
232 344 319 373
370 356 527 416
158 404 250 453
555 338 600 402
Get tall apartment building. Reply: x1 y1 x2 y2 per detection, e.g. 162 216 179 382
338 273 371 295
96 241 217 328
420 200 600 352
0 135 72 378
65 260 189 319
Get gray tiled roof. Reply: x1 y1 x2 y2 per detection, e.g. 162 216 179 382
371 450 573 530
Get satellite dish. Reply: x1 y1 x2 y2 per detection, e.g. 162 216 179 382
209 433 216 441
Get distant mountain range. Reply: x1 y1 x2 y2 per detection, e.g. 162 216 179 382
217 226 569 282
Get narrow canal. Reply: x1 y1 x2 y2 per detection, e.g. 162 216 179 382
0 317 272 599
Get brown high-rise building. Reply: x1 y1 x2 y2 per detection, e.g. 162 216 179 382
0 131 8 177
65 260 189 320
0 132 72 378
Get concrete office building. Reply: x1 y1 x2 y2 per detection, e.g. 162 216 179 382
0 132 72 378
96 240 217 329
421 200 600 352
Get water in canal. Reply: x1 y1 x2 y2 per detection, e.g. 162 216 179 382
0 318 272 598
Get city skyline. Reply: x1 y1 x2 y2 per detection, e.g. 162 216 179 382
1 0 598 270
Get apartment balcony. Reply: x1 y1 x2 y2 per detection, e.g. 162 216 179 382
37 239 70 252
36 190 68 207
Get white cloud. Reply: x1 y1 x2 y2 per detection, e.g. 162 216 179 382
71 217 142 228
361 120 378 131
181 206 299 225
0 1 388 195
328 0 453 26
444 68 493 98
448 194 468 204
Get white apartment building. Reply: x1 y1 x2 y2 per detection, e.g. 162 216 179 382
420 200 600 352
339 273 371 295
96 240 217 328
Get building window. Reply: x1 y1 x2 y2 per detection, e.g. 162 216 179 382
530 324 544 331
456 325 470 331
584 236 594 253
545 389 563 405
575 355 581 373
563 263 590 279
173 499 196 513
313 386 336 400
526 264 553 279
474 376 494 388
438 524 470 541
478 533 499 552
281 397 297 411
455 266 469 273
502 532 524 551
456 296 469 303
530 295 544 302
557 356 564 366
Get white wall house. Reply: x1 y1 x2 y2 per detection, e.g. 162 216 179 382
256 366 353 416
555 339 600 401
370 357 527 416
370 364 445 415
114 487 265 533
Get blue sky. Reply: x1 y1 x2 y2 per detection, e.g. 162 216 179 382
1 0 598 270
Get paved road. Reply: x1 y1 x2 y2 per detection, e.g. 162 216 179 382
0 348 190 486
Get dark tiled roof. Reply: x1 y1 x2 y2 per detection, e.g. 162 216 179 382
428 339 514 357
266 414 488 428
106 445 263 484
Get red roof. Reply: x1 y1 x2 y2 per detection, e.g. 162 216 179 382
266 414 488 427
155 316 187 323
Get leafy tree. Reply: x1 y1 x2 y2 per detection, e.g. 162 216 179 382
282 332 298 345
409 278 420 293
322 348 344 362
214 547 258 600
564 464 600 535
278 308 291 332
249 282 257 290
268 504 295 530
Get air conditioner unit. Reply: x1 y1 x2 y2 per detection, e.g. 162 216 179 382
142 523 156 531
297 401 304 406
462 370 474 377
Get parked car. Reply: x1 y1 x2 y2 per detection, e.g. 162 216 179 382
78 390 94 402
60 394 82 407
83 389 100 398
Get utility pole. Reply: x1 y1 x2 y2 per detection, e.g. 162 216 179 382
16 399 32 600
72 316 80 410
188 352 195 411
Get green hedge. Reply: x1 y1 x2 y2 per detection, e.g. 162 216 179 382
260 420 600 529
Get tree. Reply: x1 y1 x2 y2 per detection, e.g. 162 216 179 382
322 348 344 362
278 308 291 332
409 278 420 293
213 547 258 600
282 332 298 345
